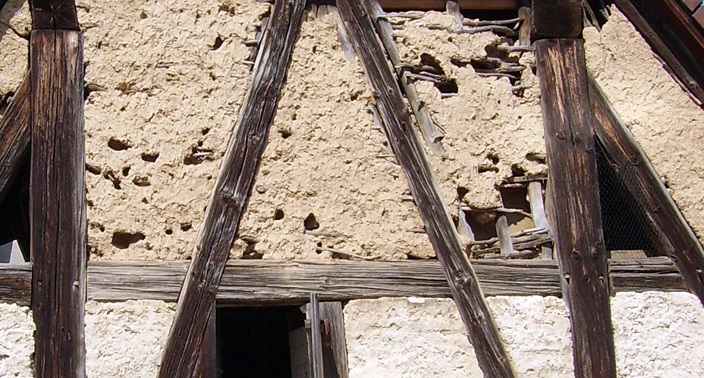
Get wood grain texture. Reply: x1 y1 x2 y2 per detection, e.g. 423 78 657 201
535 38 616 378
29 0 79 30
0 258 686 305
30 29 86 378
157 1 305 377
589 74 704 304
0 263 31 306
0 76 30 206
194 309 217 378
613 0 704 106
320 302 349 378
531 0 583 40
308 293 324 378
337 1 516 376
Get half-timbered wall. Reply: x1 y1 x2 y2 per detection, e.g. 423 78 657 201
3 0 704 377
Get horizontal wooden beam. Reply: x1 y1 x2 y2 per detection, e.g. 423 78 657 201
377 0 519 10
0 258 687 306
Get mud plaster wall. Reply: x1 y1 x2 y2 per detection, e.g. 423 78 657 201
584 6 704 242
345 292 704 378
0 293 702 377
1 3 545 261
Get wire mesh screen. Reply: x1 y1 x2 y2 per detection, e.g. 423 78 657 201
595 142 660 256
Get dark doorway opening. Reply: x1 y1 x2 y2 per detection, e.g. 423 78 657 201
216 306 307 378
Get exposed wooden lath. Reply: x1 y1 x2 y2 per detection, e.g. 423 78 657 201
589 74 704 304
533 1 616 377
157 1 306 376
337 0 516 376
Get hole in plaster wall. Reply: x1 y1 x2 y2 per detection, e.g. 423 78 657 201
278 128 292 139
141 152 159 162
202 127 211 135
180 222 192 232
465 211 497 241
304 213 320 231
132 176 150 187
510 164 526 177
457 186 469 200
122 166 131 176
111 231 145 249
499 186 534 232
487 152 500 165
525 152 546 164
86 163 101 175
165 228 173 235
478 163 499 174
108 137 131 151
436 78 458 94
103 170 121 190
184 146 214 165
274 209 285 220
140 10 147 19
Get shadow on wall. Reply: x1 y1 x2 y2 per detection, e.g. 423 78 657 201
0 0 26 45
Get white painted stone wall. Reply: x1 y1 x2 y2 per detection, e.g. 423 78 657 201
0 293 702 377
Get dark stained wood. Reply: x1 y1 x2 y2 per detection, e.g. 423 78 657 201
157 1 306 377
531 0 583 40
0 76 30 206
613 0 704 106
29 0 79 30
0 258 687 305
308 293 324 378
535 38 616 378
319 302 348 378
589 74 704 304
0 263 31 306
30 29 86 378
518 6 532 46
337 1 516 376
194 309 217 378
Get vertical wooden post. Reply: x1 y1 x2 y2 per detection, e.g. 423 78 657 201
30 29 86 378
533 2 616 376
307 293 324 378
319 302 349 378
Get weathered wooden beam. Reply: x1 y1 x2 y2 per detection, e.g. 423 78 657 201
589 74 704 303
0 76 30 206
157 1 306 377
534 37 616 378
613 0 704 106
337 1 516 376
194 309 217 378
0 258 687 305
29 0 79 30
320 301 349 378
30 29 86 378
0 262 31 306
